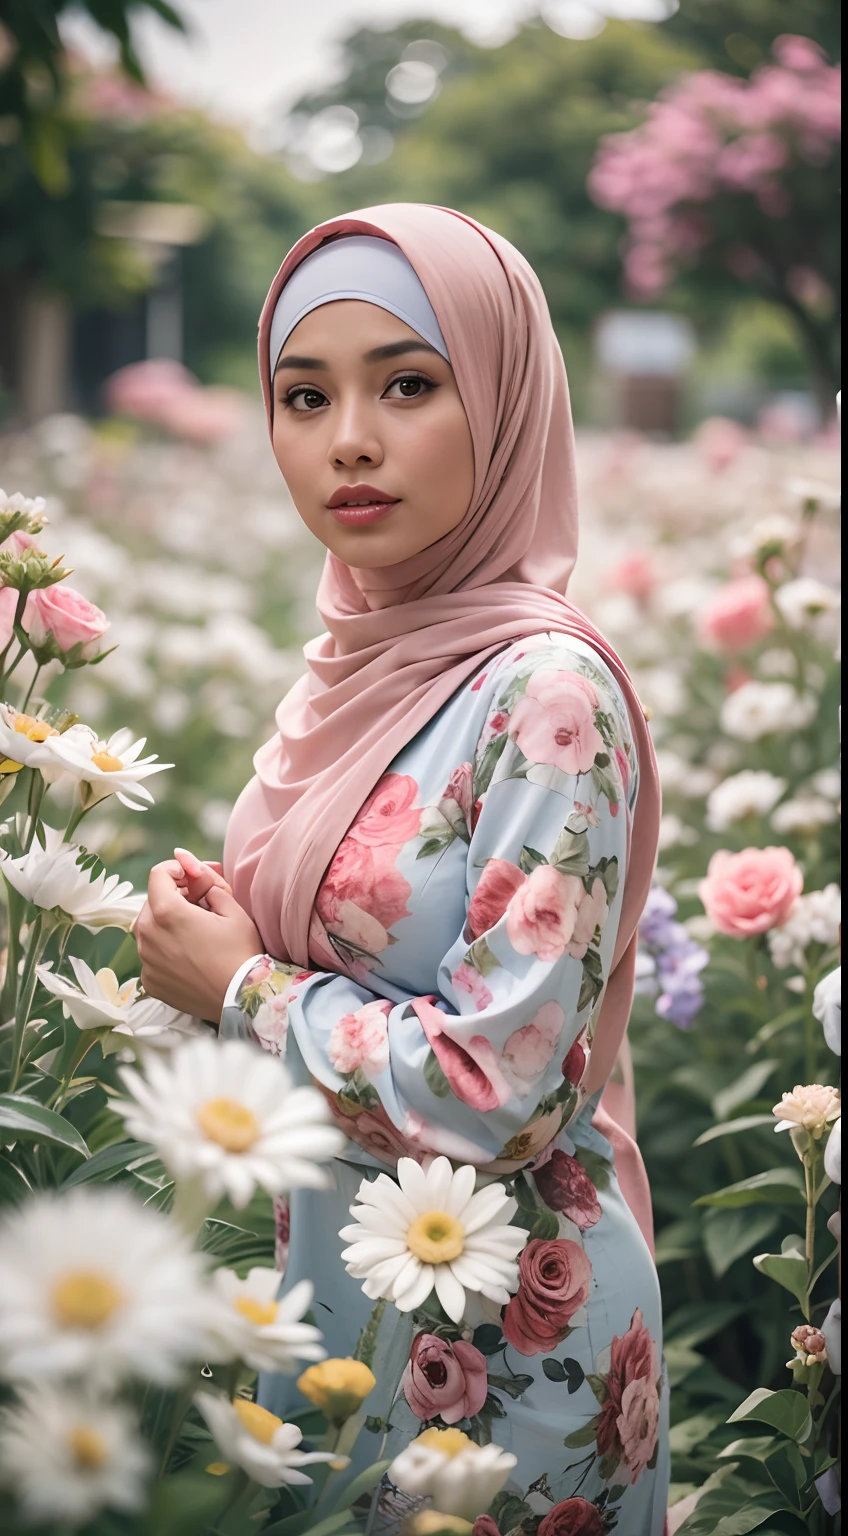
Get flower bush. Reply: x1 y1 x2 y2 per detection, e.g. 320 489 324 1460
0 406 840 1532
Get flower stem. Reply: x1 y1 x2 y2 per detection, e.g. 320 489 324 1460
23 769 46 852
20 664 44 714
8 910 52 1091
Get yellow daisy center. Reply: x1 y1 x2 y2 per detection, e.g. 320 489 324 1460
206 1462 231 1476
416 1427 473 1459
406 1210 465 1264
68 1424 109 1470
51 1269 124 1330
14 714 57 742
196 1096 259 1152
409 1514 474 1536
233 1398 282 1446
91 750 124 772
233 1295 278 1327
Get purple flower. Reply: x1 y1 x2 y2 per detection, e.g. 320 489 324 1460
638 887 679 947
638 886 709 1030
656 975 705 1029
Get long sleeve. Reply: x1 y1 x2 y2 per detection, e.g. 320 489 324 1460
220 640 637 1169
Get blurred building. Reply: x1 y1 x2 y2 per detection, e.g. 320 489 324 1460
594 311 696 435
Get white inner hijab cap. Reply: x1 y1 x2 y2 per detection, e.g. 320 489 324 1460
268 234 449 373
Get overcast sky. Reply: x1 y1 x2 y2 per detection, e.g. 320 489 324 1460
62 0 672 141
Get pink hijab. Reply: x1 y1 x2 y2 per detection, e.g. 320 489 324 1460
223 201 661 1117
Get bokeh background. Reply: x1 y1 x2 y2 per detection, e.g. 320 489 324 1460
0 1 841 1520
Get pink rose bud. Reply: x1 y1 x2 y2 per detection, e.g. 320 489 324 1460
790 1324 828 1366
24 584 110 659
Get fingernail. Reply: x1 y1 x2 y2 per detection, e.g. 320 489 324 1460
174 847 204 877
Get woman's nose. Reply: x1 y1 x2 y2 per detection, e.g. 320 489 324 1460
328 396 383 469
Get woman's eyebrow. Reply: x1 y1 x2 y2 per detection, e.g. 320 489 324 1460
275 355 327 372
362 340 441 363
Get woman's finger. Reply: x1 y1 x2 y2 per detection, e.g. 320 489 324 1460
174 848 233 904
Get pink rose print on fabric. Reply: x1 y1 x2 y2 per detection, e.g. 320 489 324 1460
537 1500 605 1536
501 1000 565 1097
328 999 392 1077
562 1035 588 1087
442 762 475 834
451 962 494 1011
273 1196 290 1274
251 992 292 1057
348 773 422 847
402 1332 488 1423
596 1308 660 1485
321 1087 413 1166
502 1237 592 1355
613 745 630 794
316 839 415 969
533 1150 603 1229
413 997 511 1112
565 877 609 960
506 865 585 962
467 858 526 940
508 670 603 775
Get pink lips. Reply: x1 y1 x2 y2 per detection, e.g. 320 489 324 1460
327 484 400 526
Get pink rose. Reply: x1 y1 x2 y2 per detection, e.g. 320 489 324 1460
473 1520 502 1536
506 865 584 962
501 1001 565 1096
537 1500 605 1536
533 1150 602 1229
24 585 109 658
443 762 475 831
451 962 494 1011
0 586 18 648
564 878 609 960
414 998 511 1112
502 1238 592 1356
467 858 527 940
697 576 774 652
328 1000 391 1077
699 845 803 937
317 838 413 949
509 670 603 775
349 773 421 847
613 745 630 794
609 551 656 603
251 993 291 1057
323 1090 412 1165
402 1332 488 1424
596 1308 658 1483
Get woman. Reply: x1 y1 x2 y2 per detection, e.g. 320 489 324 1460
135 204 669 1532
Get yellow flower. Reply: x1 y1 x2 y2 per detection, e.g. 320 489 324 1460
296 1358 376 1425
405 1514 474 1536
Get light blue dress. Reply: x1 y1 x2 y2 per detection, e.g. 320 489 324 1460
221 632 669 1533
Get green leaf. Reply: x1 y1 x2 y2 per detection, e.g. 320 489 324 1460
141 1470 233 1536
519 845 548 874
728 1390 812 1446
550 826 589 876
763 1443 806 1506
331 1459 392 1513
62 1139 156 1186
574 1146 612 1191
718 1437 779 1464
543 1357 567 1381
465 935 501 977
0 1094 89 1157
665 1302 747 1351
676 1478 788 1536
0 1152 31 1204
695 1168 803 1209
491 1494 534 1532
472 1324 505 1356
423 1049 451 1099
530 1207 560 1240
669 1411 727 1456
753 1237 808 1304
703 1207 781 1279
695 1116 777 1147
487 1371 534 1399
564 1413 601 1448
712 1061 778 1123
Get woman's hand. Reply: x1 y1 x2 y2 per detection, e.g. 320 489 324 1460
134 860 264 1023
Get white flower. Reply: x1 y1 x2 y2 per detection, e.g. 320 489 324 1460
730 514 800 562
35 956 202 1051
657 813 697 850
43 724 173 811
821 1298 841 1376
813 967 841 1056
207 1271 325 1374
706 771 787 831
112 1035 345 1210
0 1187 211 1386
340 1156 526 1325
720 681 818 741
773 1083 840 1138
0 1384 150 1528
0 823 144 930
824 1117 841 1185
767 886 842 970
195 1392 335 1488
811 768 841 802
771 796 838 835
0 703 64 778
774 577 840 632
388 1428 517 1520
0 488 48 531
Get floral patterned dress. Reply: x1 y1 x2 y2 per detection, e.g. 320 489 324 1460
220 632 669 1534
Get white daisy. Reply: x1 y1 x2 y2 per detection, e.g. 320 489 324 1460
0 702 64 778
112 1035 345 1210
340 1156 526 1326
0 488 48 536
0 823 144 930
195 1392 336 1488
774 577 840 631
706 770 787 831
35 956 203 1051
206 1270 325 1374
0 1187 211 1386
43 724 173 811
388 1428 517 1520
0 1384 151 1528
720 681 818 741
771 796 838 835
768 886 842 971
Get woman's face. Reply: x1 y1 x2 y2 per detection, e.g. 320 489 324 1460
271 300 475 567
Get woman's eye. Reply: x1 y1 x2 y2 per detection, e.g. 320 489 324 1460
286 387 328 411
385 375 434 400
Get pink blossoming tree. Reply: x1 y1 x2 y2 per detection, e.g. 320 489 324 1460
588 36 841 411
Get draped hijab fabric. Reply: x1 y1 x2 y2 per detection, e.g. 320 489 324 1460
223 202 662 1097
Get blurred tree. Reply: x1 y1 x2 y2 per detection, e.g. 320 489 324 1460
665 0 841 75
288 19 700 415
